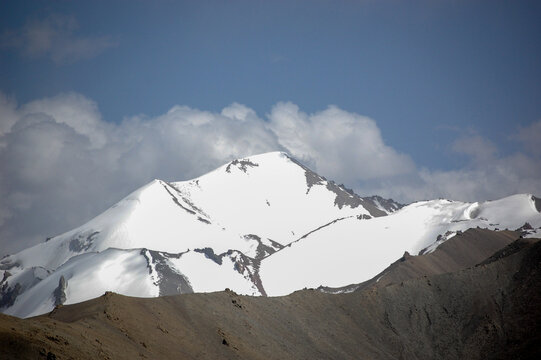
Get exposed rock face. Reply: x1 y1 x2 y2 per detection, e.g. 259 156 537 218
68 231 99 253
286 154 392 217
532 195 541 213
363 195 404 213
0 267 50 310
141 250 193 296
0 234 539 360
52 276 67 306
225 159 259 173
0 282 21 308
194 243 269 296
193 247 223 265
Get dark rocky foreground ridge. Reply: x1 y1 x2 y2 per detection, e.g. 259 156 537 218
1 231 540 359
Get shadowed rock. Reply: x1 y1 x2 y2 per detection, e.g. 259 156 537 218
532 195 541 213
225 159 259 173
141 250 193 296
285 154 392 217
194 247 223 265
52 276 67 306
193 245 267 296
0 282 21 308
68 231 99 253
363 195 404 213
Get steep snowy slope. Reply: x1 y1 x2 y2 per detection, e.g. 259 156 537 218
1 152 395 317
260 194 541 295
4 246 265 318
1 179 249 272
169 152 394 244
1 152 539 318
2 152 386 271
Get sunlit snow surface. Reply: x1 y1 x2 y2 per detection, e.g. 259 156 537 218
1 152 540 317
5 249 157 318
261 194 541 295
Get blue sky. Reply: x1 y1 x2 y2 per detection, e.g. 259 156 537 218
1 0 541 254
2 1 540 167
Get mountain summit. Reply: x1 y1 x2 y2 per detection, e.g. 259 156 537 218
1 152 540 318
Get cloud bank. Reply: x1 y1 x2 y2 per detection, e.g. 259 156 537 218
0 92 540 256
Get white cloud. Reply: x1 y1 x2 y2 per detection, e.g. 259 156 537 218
451 135 497 164
268 102 416 184
0 14 117 64
221 103 259 122
20 92 109 147
514 119 541 157
365 137 541 203
0 93 283 256
0 92 539 256
0 93 18 137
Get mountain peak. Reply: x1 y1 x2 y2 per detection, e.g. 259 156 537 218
222 151 291 174
2 151 540 318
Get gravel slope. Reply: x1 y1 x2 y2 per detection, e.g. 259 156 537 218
1 233 539 360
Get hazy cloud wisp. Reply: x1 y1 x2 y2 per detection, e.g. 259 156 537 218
1 14 117 64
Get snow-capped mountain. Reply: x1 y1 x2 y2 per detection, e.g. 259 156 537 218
1 152 540 318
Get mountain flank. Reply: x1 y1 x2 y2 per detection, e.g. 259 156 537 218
1 231 539 360
320 228 521 293
2 152 540 317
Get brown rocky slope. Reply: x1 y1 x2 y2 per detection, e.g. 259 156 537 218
1 232 540 359
320 228 521 293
